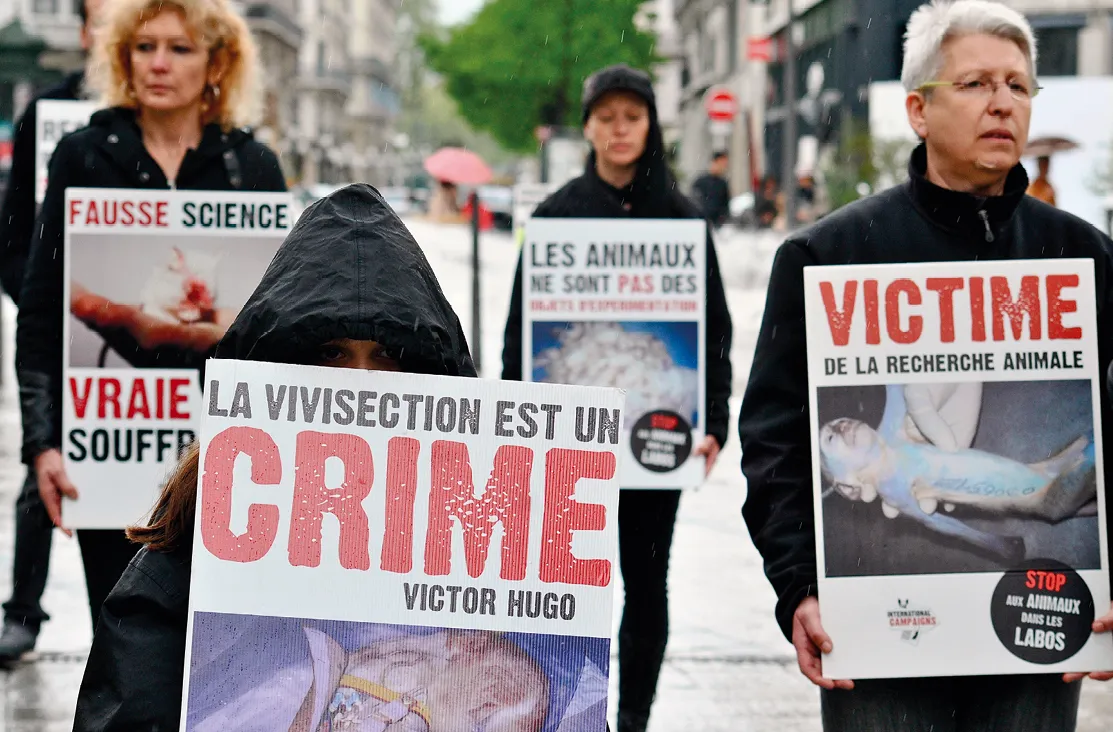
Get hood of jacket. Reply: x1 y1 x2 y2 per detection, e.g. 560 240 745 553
581 90 675 217
215 184 475 377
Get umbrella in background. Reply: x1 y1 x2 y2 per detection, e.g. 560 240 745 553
423 147 493 186
1024 136 1078 208
1024 136 1079 158
423 147 493 374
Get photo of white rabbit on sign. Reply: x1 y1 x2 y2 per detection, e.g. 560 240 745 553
67 234 274 368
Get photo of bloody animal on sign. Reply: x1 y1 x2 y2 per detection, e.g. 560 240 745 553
804 259 1113 679
63 188 294 528
182 360 623 731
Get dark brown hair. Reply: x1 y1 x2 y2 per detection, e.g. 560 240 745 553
127 440 200 551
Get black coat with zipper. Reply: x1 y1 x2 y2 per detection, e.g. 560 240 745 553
15 106 286 466
0 71 86 303
72 184 476 731
738 144 1113 642
500 162 734 450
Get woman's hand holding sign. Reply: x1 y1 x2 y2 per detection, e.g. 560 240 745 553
693 435 721 476
34 449 77 537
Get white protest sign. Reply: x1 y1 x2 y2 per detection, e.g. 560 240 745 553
522 219 706 489
181 360 623 730
513 182 558 243
35 99 97 204
806 259 1113 678
63 188 295 528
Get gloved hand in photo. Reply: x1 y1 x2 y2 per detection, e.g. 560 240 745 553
900 382 983 451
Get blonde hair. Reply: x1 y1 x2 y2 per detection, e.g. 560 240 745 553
89 0 261 130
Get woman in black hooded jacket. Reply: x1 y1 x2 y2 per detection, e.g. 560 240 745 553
72 184 477 731
501 64 734 732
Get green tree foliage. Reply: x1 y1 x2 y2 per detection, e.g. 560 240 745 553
821 117 916 211
421 0 658 152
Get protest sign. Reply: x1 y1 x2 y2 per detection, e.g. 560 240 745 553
522 219 706 489
63 188 294 528
182 359 623 731
35 99 96 204
805 259 1113 678
512 182 558 245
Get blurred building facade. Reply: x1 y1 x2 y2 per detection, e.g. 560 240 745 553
345 0 401 186
241 1 302 184
0 0 400 188
672 0 756 194
664 0 1113 197
758 0 1113 185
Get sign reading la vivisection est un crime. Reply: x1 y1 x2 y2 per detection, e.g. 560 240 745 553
522 218 707 489
63 188 294 528
805 259 1113 679
181 359 623 731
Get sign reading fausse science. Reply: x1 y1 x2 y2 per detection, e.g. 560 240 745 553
63 188 293 528
806 259 1113 679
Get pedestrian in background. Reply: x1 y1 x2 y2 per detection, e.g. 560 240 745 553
0 0 108 663
72 184 475 731
754 173 780 229
1027 154 1056 206
16 0 285 633
500 63 733 732
738 1 1113 730
691 150 731 228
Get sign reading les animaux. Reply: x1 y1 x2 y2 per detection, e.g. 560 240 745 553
181 360 623 731
805 259 1113 679
63 188 293 528
522 219 707 489
35 100 97 204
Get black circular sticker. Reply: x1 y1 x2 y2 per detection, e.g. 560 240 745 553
990 559 1094 664
630 410 693 473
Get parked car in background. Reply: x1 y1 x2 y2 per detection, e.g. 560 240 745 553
379 187 413 217
729 192 757 228
478 185 514 231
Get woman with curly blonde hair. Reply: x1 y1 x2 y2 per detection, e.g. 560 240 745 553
15 0 286 651
88 0 263 131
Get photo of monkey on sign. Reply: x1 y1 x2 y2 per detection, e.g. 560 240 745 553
816 379 1100 577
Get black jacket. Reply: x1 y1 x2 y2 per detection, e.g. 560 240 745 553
500 161 734 449
72 184 477 731
15 107 286 466
0 71 86 303
691 172 731 228
738 144 1113 641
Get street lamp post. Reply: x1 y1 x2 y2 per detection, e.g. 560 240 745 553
470 190 483 373
780 0 798 229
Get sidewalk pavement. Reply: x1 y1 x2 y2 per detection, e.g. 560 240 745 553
0 224 1107 730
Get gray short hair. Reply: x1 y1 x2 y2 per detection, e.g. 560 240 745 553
901 0 1037 93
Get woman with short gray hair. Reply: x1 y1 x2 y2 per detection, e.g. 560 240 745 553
739 1 1113 729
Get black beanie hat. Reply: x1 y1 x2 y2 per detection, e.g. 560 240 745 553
581 64 656 122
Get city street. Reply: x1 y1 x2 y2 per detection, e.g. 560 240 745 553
0 221 1108 730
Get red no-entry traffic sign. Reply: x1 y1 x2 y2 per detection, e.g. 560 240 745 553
705 87 738 123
